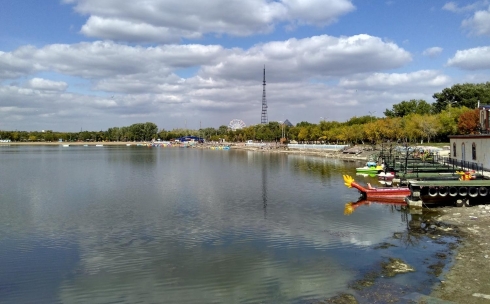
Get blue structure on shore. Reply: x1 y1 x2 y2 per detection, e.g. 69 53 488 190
176 136 205 143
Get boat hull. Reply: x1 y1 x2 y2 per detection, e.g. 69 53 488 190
356 167 383 173
343 175 410 203
353 182 411 201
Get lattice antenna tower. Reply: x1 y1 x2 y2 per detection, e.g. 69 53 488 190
261 66 268 124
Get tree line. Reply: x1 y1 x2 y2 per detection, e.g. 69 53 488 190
1 82 488 144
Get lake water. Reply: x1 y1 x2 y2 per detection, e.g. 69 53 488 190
0 146 453 303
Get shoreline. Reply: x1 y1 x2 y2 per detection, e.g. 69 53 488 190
0 141 375 161
2 141 488 302
427 205 490 303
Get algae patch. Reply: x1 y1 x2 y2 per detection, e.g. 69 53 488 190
381 257 415 277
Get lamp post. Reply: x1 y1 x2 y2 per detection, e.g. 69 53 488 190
368 111 376 122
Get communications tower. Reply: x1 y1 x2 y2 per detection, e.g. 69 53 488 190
261 66 268 124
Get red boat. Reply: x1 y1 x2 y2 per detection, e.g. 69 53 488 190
343 175 411 202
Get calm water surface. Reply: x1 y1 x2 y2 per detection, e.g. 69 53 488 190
0 146 449 303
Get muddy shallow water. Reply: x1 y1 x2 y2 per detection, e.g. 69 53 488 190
317 207 462 304
321 204 490 304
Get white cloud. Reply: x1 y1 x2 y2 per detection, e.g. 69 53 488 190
0 49 37 79
442 2 458 12
81 16 202 43
442 1 489 13
66 0 355 42
447 46 490 70
443 1 490 36
1 34 411 86
422 47 443 58
339 70 451 91
200 34 412 81
1 27 449 133
26 78 68 91
282 0 355 26
2 41 225 80
0 33 418 131
462 6 490 36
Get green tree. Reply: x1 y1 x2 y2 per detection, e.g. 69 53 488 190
297 127 309 143
288 126 300 141
432 82 490 113
44 131 54 142
218 125 228 135
403 115 423 143
418 115 440 143
142 122 158 141
345 115 374 125
348 124 365 144
296 121 313 127
308 125 321 142
364 122 381 144
435 106 468 138
384 99 433 118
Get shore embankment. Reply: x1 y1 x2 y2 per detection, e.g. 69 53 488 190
229 142 377 161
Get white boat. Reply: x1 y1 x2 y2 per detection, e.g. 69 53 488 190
95 144 104 147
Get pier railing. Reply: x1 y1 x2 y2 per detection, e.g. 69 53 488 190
442 157 484 175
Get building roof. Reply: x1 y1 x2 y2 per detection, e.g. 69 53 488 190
449 134 490 139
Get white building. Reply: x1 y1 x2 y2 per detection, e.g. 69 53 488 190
449 105 490 171
449 134 490 170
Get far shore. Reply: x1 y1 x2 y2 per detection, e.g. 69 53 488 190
0 141 142 146
0 141 375 161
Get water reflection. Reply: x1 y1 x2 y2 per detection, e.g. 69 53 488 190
344 200 407 215
262 158 268 218
288 154 346 181
355 172 377 178
0 148 453 303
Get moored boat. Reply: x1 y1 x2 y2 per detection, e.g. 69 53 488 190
356 161 384 173
343 175 411 202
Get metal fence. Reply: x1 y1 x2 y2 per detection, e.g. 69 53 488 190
287 144 349 151
442 157 485 174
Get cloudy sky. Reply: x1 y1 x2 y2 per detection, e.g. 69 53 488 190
1 0 490 132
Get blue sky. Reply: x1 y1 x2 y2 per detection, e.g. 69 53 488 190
1 0 490 132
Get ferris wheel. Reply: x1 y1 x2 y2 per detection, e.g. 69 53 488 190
228 119 246 131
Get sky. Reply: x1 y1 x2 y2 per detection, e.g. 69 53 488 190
1 0 490 132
